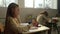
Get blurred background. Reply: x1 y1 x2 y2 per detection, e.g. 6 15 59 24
0 0 60 26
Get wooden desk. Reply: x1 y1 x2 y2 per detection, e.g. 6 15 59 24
22 25 49 34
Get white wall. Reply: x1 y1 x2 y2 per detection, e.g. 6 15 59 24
0 7 7 24
0 7 58 25
18 0 24 8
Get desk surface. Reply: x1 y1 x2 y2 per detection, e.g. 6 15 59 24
22 25 49 34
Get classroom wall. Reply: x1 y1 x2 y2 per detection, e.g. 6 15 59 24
0 8 58 25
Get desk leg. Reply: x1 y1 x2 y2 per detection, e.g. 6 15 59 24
22 33 33 34
22 33 29 34
42 31 47 34
40 30 48 34
45 30 49 34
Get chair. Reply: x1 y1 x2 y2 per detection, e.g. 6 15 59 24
0 23 4 34
50 19 59 34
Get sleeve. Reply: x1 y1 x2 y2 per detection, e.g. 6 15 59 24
43 15 48 21
17 16 22 23
37 15 40 23
9 17 23 33
37 15 43 23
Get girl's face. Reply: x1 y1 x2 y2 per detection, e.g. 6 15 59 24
32 19 38 27
32 19 36 23
12 7 19 17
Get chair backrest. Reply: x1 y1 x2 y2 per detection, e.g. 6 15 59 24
0 23 4 32
0 29 1 34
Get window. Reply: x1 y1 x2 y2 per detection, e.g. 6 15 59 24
45 0 52 8
25 0 57 9
35 0 44 8
5 0 18 7
0 0 5 7
0 0 18 7
25 0 33 8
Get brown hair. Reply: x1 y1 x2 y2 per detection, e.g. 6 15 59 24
6 3 19 17
40 11 48 17
5 3 19 26
32 18 37 21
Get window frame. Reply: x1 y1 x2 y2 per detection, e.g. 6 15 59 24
0 0 18 7
24 0 57 9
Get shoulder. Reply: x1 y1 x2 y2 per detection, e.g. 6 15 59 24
7 16 14 21
37 14 44 18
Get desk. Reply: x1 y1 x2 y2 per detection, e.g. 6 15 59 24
22 25 49 34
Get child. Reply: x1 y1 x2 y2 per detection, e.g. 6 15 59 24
31 18 38 27
4 3 29 34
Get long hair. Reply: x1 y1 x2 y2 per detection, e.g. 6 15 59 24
44 11 48 17
40 11 48 17
6 3 19 17
5 3 19 26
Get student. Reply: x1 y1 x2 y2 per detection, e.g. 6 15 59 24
37 11 51 34
37 11 49 25
30 18 40 34
4 3 29 34
31 18 38 27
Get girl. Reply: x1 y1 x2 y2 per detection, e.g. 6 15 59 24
32 18 38 27
4 3 29 34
